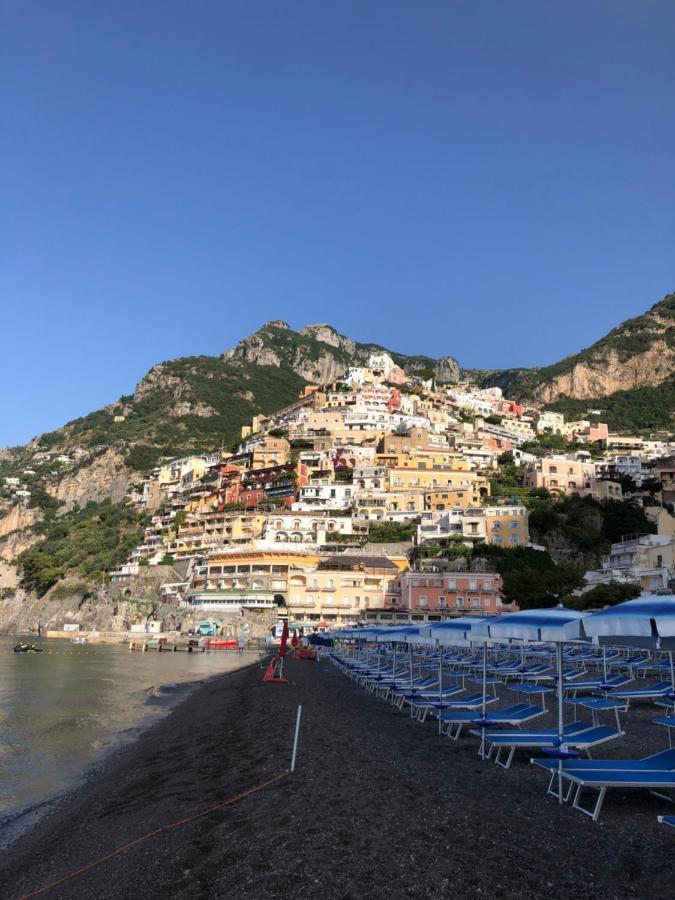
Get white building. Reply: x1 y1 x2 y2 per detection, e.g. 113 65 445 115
292 482 355 511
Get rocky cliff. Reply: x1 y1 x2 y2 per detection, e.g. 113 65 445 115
477 291 675 404
48 448 133 511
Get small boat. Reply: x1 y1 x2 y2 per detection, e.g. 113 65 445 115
71 637 88 645
13 642 44 653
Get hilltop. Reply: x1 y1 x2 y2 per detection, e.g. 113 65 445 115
17 322 457 472
13 291 675 476
472 291 675 407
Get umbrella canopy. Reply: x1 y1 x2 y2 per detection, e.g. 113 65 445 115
375 624 434 644
583 596 675 650
475 607 588 643
429 616 490 646
473 606 587 803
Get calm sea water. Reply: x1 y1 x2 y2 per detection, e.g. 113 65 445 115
0 636 258 838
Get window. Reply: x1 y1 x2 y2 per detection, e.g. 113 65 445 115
492 522 501 531
447 579 456 590
438 596 446 608
311 578 318 589
510 535 520 545
484 579 492 590
483 598 491 608
550 466 558 473
469 579 477 590
456 597 464 608
419 596 427 608
327 579 334 589
509 521 519 529
471 598 481 609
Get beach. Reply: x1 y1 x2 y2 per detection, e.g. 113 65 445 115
1 653 674 899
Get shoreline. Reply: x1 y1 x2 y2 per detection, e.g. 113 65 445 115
0 650 266 853
2 656 675 898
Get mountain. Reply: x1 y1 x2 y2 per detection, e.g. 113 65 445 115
473 291 675 405
7 290 675 480
31 321 460 472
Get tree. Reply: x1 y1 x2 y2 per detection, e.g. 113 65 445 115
565 581 641 610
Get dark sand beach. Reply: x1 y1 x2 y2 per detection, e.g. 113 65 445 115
1 653 674 899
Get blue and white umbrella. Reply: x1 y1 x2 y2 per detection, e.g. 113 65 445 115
376 625 434 715
475 606 589 801
584 596 675 650
429 617 493 734
584 596 675 689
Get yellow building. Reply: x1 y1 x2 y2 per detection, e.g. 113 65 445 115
251 437 290 470
170 511 266 556
387 466 487 494
484 506 529 547
201 547 407 625
424 487 484 511
376 448 470 470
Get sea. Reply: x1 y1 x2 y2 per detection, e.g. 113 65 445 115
0 635 259 845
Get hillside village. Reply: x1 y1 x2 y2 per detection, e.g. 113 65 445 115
4 339 674 639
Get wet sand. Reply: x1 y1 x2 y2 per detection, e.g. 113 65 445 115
1 654 674 899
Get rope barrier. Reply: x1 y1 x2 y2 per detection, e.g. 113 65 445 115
18 770 290 899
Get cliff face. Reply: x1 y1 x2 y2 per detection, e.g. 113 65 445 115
49 448 132 511
484 291 675 403
0 504 41 539
533 341 673 403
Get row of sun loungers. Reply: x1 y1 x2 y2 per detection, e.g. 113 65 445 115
331 644 675 824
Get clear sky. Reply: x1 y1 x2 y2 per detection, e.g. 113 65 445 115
2 1 674 446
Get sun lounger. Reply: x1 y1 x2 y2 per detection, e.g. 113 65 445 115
481 723 623 769
563 674 632 696
658 815 675 829
608 681 674 707
436 700 528 740
530 748 675 820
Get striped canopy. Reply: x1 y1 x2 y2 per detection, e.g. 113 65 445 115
474 606 588 643
429 616 489 646
584 596 675 649
375 624 434 644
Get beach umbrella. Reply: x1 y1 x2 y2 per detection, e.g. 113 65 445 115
584 596 675 691
428 618 489 732
433 617 494 742
377 625 434 717
475 607 588 801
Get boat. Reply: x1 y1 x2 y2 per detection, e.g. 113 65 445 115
13 642 44 653
71 637 88 645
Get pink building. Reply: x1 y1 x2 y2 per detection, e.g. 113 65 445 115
385 571 514 615
574 423 609 444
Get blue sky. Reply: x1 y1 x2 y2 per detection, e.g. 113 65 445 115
2 1 674 446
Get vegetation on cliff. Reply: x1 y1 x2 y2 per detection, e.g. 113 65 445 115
18 500 148 596
471 291 675 408
545 378 675 434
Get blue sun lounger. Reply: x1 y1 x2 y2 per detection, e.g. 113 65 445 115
563 674 633 696
480 723 623 769
607 681 675 707
438 702 539 740
530 748 675 821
